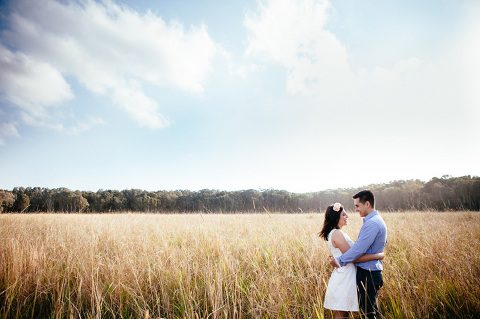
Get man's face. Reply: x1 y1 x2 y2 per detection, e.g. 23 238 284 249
354 198 368 217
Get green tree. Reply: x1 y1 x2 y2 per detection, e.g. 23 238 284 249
14 193 30 212
0 190 15 213
13 187 30 212
72 191 89 212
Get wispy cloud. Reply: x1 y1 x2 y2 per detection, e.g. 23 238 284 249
244 0 349 94
69 116 105 135
0 0 218 142
112 82 171 129
0 120 20 146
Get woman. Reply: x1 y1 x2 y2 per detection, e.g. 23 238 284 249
319 203 384 319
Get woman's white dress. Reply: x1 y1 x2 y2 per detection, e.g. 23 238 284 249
324 229 359 311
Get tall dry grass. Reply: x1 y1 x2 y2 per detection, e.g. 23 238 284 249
0 212 479 318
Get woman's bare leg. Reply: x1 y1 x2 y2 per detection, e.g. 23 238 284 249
333 310 349 319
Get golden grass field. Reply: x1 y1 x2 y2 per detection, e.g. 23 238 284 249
1 211 479 318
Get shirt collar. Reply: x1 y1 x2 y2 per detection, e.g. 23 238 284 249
363 210 378 223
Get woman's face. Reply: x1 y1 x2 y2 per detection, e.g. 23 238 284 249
337 210 348 228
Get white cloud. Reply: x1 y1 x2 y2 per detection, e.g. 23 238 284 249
0 120 20 146
0 0 218 141
0 45 74 118
19 112 65 132
69 116 105 135
113 83 170 129
245 0 349 94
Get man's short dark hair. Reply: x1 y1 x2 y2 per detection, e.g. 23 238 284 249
353 189 375 208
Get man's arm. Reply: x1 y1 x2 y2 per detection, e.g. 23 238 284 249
336 222 379 266
355 251 384 263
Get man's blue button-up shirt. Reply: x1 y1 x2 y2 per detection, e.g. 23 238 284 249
337 210 387 271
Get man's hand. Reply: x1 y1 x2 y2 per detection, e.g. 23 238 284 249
329 255 340 268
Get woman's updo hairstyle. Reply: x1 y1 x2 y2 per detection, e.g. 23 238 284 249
319 202 344 241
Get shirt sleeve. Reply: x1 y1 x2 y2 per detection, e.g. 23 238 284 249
337 221 379 266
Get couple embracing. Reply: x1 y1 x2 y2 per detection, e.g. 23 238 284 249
319 190 387 319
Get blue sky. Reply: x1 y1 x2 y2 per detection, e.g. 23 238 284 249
1 0 479 193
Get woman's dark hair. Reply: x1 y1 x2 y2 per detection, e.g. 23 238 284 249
353 189 375 208
319 204 343 241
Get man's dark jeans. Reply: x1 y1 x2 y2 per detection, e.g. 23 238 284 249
356 267 383 319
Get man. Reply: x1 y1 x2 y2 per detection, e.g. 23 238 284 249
330 189 387 319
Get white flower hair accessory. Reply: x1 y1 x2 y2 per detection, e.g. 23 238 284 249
333 202 342 212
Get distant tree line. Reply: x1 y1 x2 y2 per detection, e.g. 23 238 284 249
1 175 479 213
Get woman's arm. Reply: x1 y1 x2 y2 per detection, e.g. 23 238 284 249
331 230 352 253
354 251 384 263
